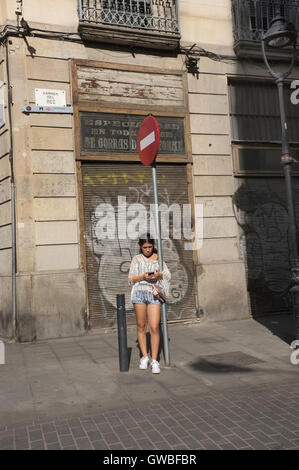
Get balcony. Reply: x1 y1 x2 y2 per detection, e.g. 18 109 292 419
78 0 181 51
232 0 299 58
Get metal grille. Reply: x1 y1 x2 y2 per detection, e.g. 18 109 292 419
81 162 197 328
232 0 299 43
78 0 180 33
229 80 299 143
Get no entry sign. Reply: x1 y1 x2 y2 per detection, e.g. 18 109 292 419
137 115 160 166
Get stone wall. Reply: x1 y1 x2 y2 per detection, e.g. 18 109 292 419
2 0 283 339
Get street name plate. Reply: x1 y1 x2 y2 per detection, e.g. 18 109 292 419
35 88 66 107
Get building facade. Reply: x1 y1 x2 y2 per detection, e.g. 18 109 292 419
0 0 298 342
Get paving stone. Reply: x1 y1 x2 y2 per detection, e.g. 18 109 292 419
129 410 145 421
164 433 184 446
15 442 30 450
224 435 249 449
144 430 164 443
214 424 234 436
200 439 222 450
92 440 108 450
195 421 214 433
41 423 56 433
129 428 147 440
29 430 43 441
245 438 272 450
154 423 173 435
93 415 107 424
172 444 189 450
55 425 71 435
118 436 139 448
75 438 93 450
274 427 298 440
70 427 86 438
0 437 15 450
28 425 41 432
30 440 46 450
79 418 93 425
112 424 127 435
109 443 124 450
154 442 172 450
269 434 294 448
171 426 191 439
188 428 208 441
107 417 122 427
46 443 62 450
228 427 254 441
81 422 98 432
250 430 278 444
161 417 178 427
67 419 81 427
97 422 114 433
44 432 59 444
14 429 28 439
206 430 227 441
218 443 237 450
86 430 103 441
104 432 120 445
136 438 156 450
59 435 76 447
181 435 201 448
0 431 13 440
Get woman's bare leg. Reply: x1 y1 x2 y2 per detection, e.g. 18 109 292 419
147 304 161 361
134 303 148 357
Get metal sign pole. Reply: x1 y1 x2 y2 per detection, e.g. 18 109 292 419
151 161 170 366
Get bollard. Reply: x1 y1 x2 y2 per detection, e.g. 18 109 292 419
116 294 129 372
0 340 5 365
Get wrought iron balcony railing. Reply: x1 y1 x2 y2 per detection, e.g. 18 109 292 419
78 0 180 49
232 0 299 57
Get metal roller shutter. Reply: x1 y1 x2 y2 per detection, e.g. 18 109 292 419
81 162 197 328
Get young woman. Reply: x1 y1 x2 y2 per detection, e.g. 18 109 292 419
128 234 171 374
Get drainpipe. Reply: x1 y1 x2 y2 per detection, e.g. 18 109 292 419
176 0 181 34
5 39 17 341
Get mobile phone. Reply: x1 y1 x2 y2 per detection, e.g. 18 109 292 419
148 272 154 275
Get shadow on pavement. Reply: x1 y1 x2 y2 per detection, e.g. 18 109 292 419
188 351 264 374
254 313 296 345
189 359 254 374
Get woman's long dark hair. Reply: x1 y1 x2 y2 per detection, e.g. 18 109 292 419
138 233 157 254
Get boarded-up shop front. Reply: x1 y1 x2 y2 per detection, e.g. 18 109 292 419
81 162 197 327
72 61 198 328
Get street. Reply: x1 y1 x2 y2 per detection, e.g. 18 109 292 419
0 315 299 450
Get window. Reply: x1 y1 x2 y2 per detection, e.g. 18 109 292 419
229 79 299 175
232 0 299 56
101 0 152 29
79 0 179 33
249 1 288 37
78 0 180 50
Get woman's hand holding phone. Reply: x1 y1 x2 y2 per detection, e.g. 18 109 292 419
144 270 163 282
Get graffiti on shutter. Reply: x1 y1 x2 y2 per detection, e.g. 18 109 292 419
82 163 197 327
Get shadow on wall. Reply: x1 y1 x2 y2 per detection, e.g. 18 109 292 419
232 177 299 344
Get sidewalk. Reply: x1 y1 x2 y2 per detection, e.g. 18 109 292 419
0 314 299 450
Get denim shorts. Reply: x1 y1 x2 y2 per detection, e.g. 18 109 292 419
132 290 162 305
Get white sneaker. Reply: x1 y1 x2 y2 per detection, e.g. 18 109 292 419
151 360 160 374
139 356 149 370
